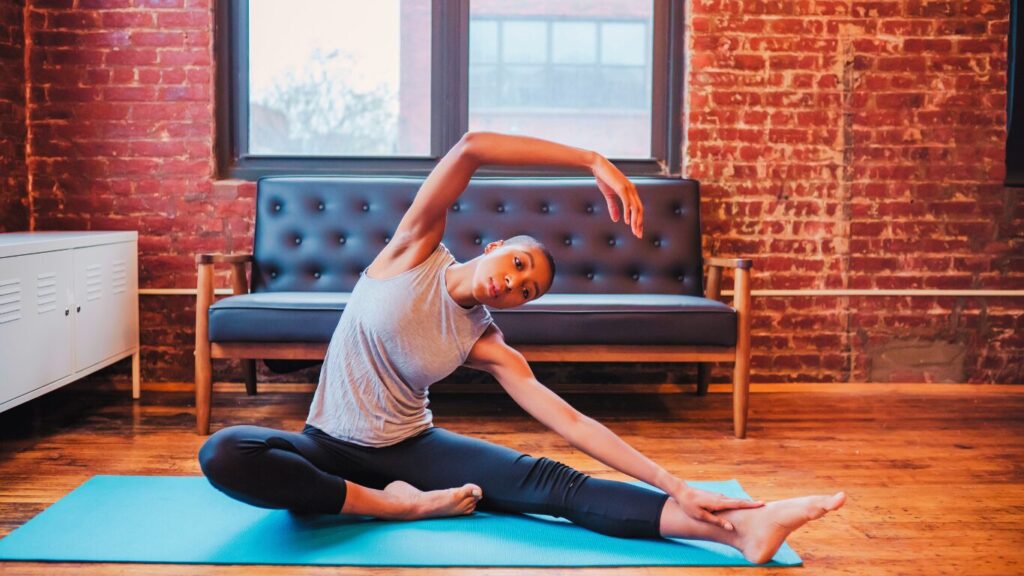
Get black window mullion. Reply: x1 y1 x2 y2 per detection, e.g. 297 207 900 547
665 0 684 174
650 0 668 172
236 0 250 163
434 0 468 156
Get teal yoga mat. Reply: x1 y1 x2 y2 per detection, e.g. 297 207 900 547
0 475 801 567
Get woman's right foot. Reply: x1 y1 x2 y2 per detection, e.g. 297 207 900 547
725 492 846 564
383 480 482 520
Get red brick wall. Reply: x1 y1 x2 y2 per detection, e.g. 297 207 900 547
14 0 1024 385
24 0 252 382
0 0 27 232
687 0 1021 383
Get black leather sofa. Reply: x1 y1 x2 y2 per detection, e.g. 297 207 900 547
194 176 754 437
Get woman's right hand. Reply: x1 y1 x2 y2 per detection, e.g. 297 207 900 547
590 153 644 238
668 482 765 531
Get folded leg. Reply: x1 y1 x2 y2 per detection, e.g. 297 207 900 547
198 425 387 514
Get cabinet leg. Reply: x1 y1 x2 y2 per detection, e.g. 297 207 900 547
242 360 257 396
131 350 141 400
696 363 711 396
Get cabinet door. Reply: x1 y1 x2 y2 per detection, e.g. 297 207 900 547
0 250 74 401
73 242 139 371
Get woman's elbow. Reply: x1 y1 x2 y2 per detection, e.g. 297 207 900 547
456 131 495 163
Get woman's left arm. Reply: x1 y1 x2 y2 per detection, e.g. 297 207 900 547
466 325 762 530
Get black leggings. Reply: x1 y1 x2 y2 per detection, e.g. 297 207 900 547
198 424 670 540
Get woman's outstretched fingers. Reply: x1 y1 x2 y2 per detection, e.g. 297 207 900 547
596 178 621 222
720 497 765 510
604 194 620 221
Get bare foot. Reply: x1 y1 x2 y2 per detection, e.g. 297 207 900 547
724 492 846 564
383 480 483 520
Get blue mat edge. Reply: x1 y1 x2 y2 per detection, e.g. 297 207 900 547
0 475 803 567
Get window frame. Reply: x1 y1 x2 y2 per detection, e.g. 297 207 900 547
216 0 685 179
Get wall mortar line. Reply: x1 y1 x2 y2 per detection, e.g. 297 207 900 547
21 0 32 231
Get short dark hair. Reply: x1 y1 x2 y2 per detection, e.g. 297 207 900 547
505 234 556 294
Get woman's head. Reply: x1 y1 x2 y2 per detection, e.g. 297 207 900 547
472 235 555 309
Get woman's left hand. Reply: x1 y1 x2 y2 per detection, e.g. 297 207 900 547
590 153 644 238
667 482 765 531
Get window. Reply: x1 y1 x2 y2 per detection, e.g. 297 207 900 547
218 0 684 178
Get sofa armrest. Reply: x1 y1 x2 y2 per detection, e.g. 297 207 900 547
193 252 254 435
705 256 754 301
195 253 253 265
195 253 253 297
704 256 754 437
706 257 753 270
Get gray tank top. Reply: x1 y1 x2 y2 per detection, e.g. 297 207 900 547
306 243 493 447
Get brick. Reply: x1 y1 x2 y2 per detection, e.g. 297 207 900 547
101 11 156 28
956 38 1003 54
105 48 159 65
131 31 185 47
156 11 208 27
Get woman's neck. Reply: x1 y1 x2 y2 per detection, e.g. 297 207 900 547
445 259 480 309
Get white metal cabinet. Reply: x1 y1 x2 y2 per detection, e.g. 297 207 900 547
0 232 140 413
73 242 139 372
0 249 75 400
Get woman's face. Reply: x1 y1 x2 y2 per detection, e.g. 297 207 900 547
472 241 553 309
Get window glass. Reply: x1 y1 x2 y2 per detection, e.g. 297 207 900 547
552 21 597 64
502 20 548 64
471 19 499 63
601 22 646 66
468 1 653 159
248 0 431 156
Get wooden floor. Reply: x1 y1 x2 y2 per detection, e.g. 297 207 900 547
0 381 1022 576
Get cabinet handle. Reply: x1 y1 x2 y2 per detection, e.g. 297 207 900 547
65 309 69 316
76 306 81 313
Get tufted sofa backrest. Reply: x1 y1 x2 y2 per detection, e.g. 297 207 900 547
252 176 704 296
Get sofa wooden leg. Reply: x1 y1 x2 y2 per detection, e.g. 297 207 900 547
732 358 750 438
195 351 212 435
242 360 258 396
696 363 711 396
732 267 752 438
195 262 214 436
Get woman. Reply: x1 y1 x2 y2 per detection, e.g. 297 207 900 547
199 131 844 564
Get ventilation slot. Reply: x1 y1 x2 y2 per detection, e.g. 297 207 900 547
86 264 103 301
36 273 57 314
112 260 127 294
0 278 21 325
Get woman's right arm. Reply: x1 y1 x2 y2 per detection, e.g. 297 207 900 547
460 132 643 238
393 132 643 252
372 132 643 277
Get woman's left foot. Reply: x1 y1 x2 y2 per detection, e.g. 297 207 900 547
725 492 846 564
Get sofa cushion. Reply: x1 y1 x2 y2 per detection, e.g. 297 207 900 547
492 294 736 347
208 292 736 347
208 292 349 343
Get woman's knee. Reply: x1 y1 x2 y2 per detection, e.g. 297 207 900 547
198 425 259 484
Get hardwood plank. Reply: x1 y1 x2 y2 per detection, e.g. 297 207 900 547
0 382 1021 575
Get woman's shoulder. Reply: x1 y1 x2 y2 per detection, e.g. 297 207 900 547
365 238 447 280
